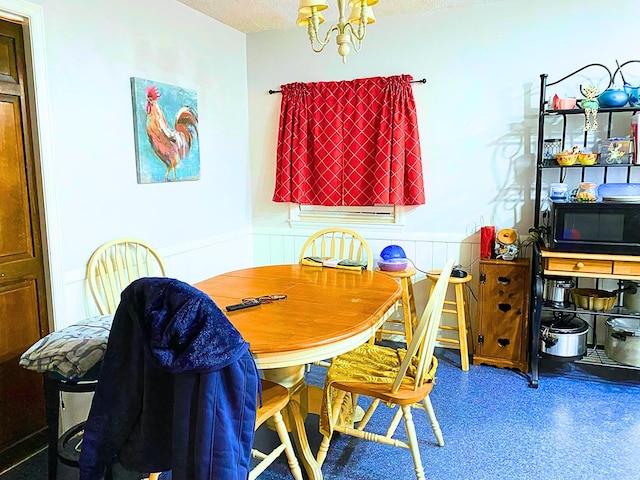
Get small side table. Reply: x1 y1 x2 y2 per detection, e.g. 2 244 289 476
375 267 418 345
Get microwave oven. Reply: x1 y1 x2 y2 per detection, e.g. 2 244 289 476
547 200 640 255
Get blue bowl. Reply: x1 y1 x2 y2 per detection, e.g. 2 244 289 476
380 244 406 261
377 258 409 272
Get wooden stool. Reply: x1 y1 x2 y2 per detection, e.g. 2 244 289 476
376 267 418 345
426 270 473 371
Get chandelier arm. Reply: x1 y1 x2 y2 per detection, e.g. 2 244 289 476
298 0 375 61
308 22 340 52
344 22 366 51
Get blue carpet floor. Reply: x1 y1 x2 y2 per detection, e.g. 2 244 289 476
256 348 640 480
3 348 639 480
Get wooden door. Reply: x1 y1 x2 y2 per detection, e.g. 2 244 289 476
0 19 50 470
474 259 529 372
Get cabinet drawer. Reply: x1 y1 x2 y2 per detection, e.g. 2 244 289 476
546 258 612 275
613 261 640 276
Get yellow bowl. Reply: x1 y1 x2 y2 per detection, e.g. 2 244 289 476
578 153 598 165
556 153 578 166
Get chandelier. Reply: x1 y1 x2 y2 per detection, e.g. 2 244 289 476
297 0 378 63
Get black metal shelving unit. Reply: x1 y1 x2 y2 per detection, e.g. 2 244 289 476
529 62 640 388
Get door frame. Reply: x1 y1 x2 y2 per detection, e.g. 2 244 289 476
0 0 64 329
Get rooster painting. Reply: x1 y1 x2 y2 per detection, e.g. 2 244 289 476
131 78 200 183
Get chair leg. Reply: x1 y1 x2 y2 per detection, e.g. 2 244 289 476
455 283 470 371
386 406 403 437
317 389 346 467
43 374 59 480
401 405 426 480
421 396 444 446
316 434 332 468
272 410 303 480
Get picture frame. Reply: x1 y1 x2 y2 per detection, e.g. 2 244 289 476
599 138 631 165
131 77 200 183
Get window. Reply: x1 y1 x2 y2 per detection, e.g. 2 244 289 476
289 204 405 229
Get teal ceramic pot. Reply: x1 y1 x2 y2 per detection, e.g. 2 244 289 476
598 88 628 108
624 85 640 107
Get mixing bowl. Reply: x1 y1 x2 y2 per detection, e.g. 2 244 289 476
377 258 409 272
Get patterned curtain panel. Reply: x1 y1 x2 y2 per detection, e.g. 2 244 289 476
273 75 425 206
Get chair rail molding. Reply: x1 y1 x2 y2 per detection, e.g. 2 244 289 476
60 229 254 329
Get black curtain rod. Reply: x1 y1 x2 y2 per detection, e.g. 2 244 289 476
268 78 427 94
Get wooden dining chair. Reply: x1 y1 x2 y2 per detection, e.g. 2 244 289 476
86 238 167 315
250 379 303 480
115 384 303 480
298 227 374 369
316 258 455 480
298 227 374 270
46 238 167 479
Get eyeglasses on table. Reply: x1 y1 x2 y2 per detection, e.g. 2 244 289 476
226 294 287 312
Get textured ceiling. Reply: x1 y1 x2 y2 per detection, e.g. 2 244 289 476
177 0 502 34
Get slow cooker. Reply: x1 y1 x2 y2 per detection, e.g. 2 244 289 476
540 312 589 361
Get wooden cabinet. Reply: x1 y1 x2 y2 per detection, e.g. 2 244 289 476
474 259 530 372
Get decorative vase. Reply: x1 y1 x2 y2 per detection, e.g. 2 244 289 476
598 88 628 108
624 84 640 107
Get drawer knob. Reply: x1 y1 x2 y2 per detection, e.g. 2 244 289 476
575 262 585 270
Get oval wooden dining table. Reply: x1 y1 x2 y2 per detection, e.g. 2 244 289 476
195 264 402 480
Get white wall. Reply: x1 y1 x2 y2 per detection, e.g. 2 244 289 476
245 0 640 320
1 0 256 327
5 0 638 327
246 0 639 239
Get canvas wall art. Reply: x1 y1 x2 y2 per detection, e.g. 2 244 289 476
131 77 200 183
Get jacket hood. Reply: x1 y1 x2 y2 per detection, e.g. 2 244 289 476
123 277 249 373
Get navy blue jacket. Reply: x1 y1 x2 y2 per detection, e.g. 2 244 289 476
79 277 259 480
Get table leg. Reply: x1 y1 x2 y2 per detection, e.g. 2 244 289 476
286 391 323 480
263 367 323 480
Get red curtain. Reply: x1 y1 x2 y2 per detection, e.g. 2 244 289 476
272 75 425 206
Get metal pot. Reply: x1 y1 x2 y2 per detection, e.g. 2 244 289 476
540 312 589 360
542 277 574 307
605 317 640 367
621 281 640 313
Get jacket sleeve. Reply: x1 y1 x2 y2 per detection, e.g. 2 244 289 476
79 302 144 480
